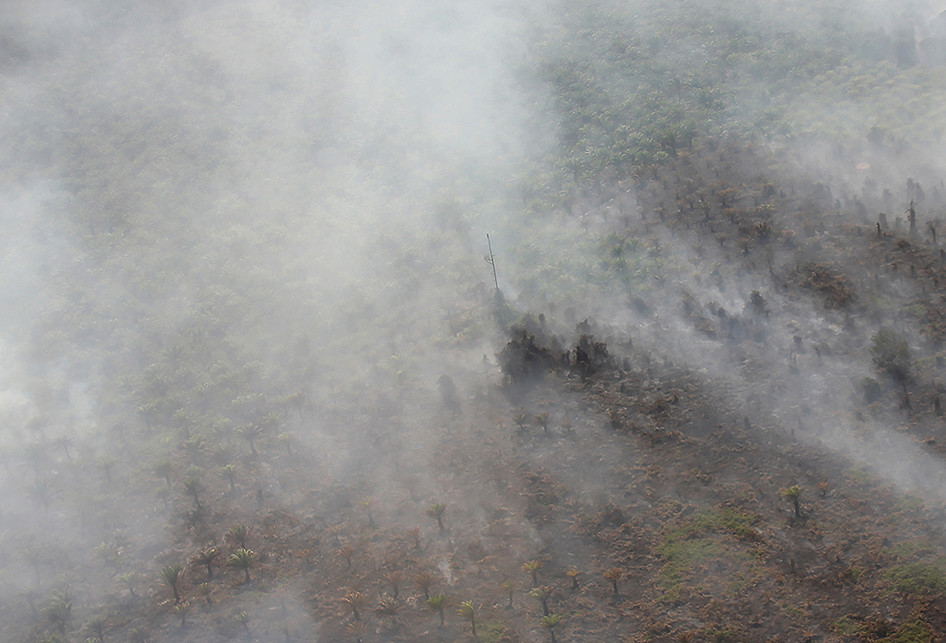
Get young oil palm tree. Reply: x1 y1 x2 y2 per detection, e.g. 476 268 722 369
528 585 554 616
55 436 74 462
374 595 400 628
234 609 250 633
414 571 436 600
225 523 251 549
383 569 403 600
30 478 52 512
522 559 542 587
94 541 121 569
540 613 564 643
426 503 447 532
566 569 580 590
340 591 365 621
337 544 355 569
154 459 173 487
237 421 265 456
426 593 447 626
97 455 117 484
182 476 203 510
227 548 255 583
25 443 47 477
513 412 529 432
83 614 107 642
782 485 802 518
221 464 237 492
161 564 183 604
346 620 368 643
174 600 192 628
407 526 422 550
117 571 138 599
457 600 477 637
286 391 308 421
360 497 376 528
501 579 515 608
43 591 72 635
193 545 222 580
604 568 622 596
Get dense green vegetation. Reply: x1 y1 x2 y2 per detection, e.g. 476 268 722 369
522 1 933 190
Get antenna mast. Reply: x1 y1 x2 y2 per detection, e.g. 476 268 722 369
485 234 499 290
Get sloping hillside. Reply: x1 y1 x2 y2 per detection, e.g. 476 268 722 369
5 1 946 642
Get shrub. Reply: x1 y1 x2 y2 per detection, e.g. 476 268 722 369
746 290 768 317
498 331 557 383
884 561 946 596
861 377 882 404
574 334 610 375
890 620 934 643
870 328 912 381
798 263 855 308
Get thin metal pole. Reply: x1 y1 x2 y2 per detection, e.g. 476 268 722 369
486 234 499 290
